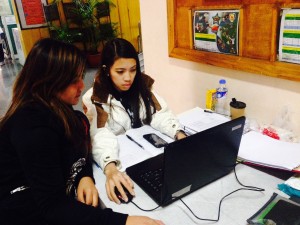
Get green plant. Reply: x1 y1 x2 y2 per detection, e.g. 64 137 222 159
49 24 83 44
70 0 119 54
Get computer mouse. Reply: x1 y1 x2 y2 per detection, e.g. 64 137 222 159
114 185 133 204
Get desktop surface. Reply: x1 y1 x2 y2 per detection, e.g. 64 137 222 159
92 108 292 224
93 163 286 225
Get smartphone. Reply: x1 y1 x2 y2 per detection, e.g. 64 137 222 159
143 133 168 148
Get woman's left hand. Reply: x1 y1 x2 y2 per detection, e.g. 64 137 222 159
77 177 99 207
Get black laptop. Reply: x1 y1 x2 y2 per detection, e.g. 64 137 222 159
126 116 246 206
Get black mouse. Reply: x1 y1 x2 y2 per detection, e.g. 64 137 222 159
114 185 133 203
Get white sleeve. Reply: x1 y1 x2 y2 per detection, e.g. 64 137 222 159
82 88 121 170
91 127 121 170
150 91 181 139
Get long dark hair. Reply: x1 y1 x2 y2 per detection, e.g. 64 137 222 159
0 38 87 140
97 38 155 124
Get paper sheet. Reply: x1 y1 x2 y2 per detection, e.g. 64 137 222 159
117 135 152 171
125 125 173 154
238 131 300 171
118 125 174 171
178 107 229 135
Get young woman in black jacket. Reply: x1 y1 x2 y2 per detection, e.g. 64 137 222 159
0 38 164 225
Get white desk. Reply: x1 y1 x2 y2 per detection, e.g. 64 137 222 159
93 108 290 224
93 163 287 225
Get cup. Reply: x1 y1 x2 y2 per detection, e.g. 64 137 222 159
230 98 246 119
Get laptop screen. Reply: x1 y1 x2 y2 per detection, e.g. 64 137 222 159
162 116 245 205
127 116 245 206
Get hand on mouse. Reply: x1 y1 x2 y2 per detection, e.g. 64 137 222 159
104 162 135 204
114 185 133 204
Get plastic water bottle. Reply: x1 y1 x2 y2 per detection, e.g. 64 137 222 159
215 79 228 114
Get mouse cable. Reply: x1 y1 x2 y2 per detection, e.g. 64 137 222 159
179 163 265 222
234 162 265 192
130 200 161 212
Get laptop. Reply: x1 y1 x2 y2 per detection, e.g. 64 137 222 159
126 116 245 206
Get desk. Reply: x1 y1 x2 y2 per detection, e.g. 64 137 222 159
93 163 287 225
92 108 292 224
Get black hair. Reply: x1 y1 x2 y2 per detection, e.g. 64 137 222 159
97 38 155 125
0 38 88 145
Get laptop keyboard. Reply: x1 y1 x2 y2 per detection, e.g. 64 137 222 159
140 168 163 192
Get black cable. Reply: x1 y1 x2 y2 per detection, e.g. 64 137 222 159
180 187 263 222
130 201 161 211
130 163 265 217
234 162 265 192
179 163 265 222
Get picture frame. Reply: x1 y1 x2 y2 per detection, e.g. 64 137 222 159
14 0 48 30
193 9 240 55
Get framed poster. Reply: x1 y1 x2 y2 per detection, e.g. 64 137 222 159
14 0 48 29
193 10 239 55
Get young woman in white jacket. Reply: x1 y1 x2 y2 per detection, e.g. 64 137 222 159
82 38 186 204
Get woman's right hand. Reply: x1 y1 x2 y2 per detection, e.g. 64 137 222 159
126 216 165 225
104 162 135 204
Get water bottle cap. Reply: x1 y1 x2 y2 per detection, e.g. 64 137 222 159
219 79 226 84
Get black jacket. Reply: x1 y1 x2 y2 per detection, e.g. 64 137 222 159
0 103 127 225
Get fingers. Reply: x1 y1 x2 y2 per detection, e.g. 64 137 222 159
125 216 165 225
84 188 93 205
156 220 165 225
122 173 135 195
123 173 134 189
80 188 99 207
105 170 135 204
105 181 116 203
77 189 85 204
77 177 99 207
92 189 99 207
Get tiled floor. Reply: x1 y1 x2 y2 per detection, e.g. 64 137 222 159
0 59 98 117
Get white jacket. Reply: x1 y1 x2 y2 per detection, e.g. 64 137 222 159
82 88 181 170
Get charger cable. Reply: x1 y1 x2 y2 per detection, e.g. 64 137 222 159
130 162 264 219
179 163 265 222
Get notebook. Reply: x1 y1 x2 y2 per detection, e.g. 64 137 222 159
126 116 246 206
238 131 300 172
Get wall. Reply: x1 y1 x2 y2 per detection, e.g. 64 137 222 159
139 0 300 137
11 0 140 56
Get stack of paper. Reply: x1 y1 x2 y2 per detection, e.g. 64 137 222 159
238 131 300 172
178 107 230 135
